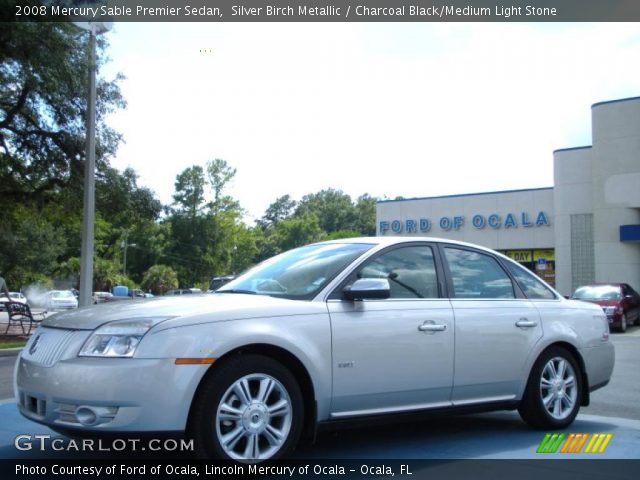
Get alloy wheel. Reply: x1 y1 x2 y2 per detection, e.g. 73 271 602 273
539 356 578 420
215 373 292 461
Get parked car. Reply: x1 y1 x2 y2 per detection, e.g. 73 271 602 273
44 290 78 310
571 283 640 332
0 291 28 311
92 292 114 304
16 237 614 462
164 288 202 296
209 275 235 292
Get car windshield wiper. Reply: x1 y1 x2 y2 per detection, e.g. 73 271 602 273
215 289 257 295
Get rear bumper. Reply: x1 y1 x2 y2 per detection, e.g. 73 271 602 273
581 342 615 393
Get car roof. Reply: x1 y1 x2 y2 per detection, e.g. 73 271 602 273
315 236 508 256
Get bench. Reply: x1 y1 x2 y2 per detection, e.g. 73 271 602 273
2 301 46 335
1 279 46 335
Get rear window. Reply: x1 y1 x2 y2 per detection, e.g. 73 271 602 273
503 261 557 300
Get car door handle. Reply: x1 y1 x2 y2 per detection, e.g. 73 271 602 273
418 322 447 332
515 319 538 328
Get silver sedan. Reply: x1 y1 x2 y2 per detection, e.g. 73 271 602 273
15 237 614 462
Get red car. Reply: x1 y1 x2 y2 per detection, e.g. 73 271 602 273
571 283 640 332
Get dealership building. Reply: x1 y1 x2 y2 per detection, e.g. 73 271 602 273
376 96 640 296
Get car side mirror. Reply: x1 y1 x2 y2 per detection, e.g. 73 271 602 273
343 278 390 301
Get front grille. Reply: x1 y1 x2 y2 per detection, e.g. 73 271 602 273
22 327 86 367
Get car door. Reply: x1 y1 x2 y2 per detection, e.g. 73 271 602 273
441 245 543 405
326 243 455 418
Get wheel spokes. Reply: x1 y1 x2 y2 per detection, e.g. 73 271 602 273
216 373 293 461
540 356 578 420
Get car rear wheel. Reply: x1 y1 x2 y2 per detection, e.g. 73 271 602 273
189 354 303 462
518 346 582 429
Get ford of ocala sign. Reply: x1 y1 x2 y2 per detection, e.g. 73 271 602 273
379 211 550 234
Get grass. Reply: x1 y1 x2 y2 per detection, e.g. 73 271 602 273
0 339 27 349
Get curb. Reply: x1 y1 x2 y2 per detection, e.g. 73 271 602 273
0 348 22 357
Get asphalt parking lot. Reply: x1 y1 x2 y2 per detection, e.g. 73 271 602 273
0 322 639 461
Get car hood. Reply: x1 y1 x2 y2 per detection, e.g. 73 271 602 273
42 294 325 331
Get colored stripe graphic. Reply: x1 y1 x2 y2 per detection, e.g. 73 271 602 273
560 433 588 453
537 433 565 453
584 433 613 454
538 433 613 454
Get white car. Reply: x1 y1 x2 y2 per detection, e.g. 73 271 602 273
16 237 614 462
44 290 78 310
0 291 28 311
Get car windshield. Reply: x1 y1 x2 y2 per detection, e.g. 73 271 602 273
572 285 621 301
218 242 374 300
53 291 75 299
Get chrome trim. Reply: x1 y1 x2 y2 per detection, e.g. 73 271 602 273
21 328 86 367
451 395 516 407
330 401 452 419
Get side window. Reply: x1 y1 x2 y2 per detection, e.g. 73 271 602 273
355 246 438 299
444 247 515 299
504 260 557 300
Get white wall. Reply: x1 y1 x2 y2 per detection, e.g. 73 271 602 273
591 98 640 290
376 188 554 251
553 147 593 295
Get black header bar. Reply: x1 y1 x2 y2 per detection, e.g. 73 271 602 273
4 0 640 22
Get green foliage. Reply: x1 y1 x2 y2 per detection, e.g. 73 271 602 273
295 189 357 233
270 214 325 253
172 165 206 216
326 230 362 240
0 21 125 203
0 204 66 287
258 194 297 230
256 189 378 260
141 265 179 295
206 158 237 214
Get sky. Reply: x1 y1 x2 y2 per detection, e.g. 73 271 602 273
102 22 640 222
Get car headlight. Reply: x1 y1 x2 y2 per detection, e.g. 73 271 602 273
78 318 169 358
602 306 617 316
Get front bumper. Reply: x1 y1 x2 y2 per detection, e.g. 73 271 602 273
15 327 209 433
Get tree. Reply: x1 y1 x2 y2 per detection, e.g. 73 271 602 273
354 194 377 236
98 167 162 226
0 21 125 204
258 194 297 230
270 214 325 252
206 158 236 214
172 165 206 216
141 265 179 295
0 204 67 288
295 189 357 233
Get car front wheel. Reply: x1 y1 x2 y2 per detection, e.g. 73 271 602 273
619 313 628 333
518 347 582 429
189 354 303 462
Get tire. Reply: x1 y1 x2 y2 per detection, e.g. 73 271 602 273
619 313 627 333
518 346 582 429
189 354 304 462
